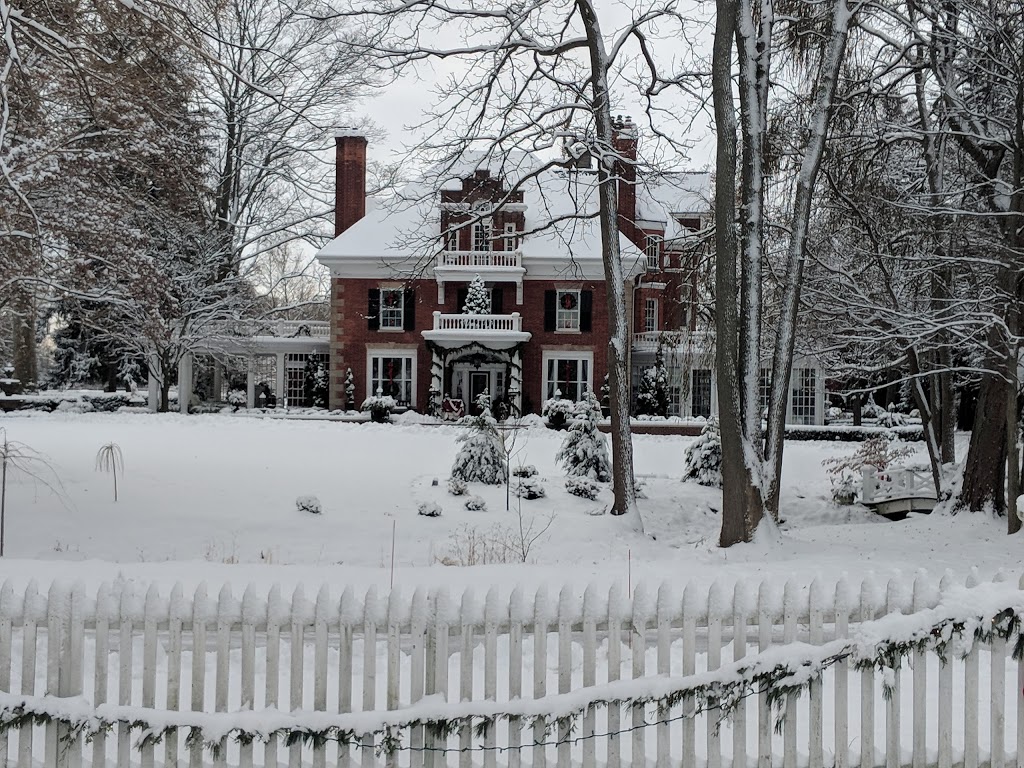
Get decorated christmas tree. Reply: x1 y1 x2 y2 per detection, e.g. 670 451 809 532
555 393 612 482
462 275 491 314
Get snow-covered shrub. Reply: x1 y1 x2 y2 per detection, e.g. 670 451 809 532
862 394 886 419
447 477 467 496
464 495 487 511
514 476 546 499
417 501 442 518
555 393 611 482
877 405 907 428
512 464 538 478
826 406 844 422
566 477 599 500
344 368 356 410
227 389 246 409
451 395 507 484
830 473 858 505
296 495 322 514
56 399 94 414
303 358 329 408
683 418 723 487
635 347 669 417
542 393 574 430
361 390 397 423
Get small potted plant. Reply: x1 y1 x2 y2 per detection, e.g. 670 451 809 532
361 388 397 423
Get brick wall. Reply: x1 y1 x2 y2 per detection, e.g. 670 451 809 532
330 275 619 414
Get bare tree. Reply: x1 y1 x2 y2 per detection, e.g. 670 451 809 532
345 0 699 528
712 0 862 545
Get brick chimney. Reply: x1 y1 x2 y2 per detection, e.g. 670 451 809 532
611 115 638 246
335 131 368 236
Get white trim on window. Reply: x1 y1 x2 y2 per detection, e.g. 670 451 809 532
366 348 418 409
541 350 593 402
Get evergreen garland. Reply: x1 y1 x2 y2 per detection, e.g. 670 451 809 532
1 585 1020 757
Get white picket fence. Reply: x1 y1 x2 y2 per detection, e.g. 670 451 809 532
0 570 1022 768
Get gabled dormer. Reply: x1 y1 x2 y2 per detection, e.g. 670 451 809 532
434 168 528 303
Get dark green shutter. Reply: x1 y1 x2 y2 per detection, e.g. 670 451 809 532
403 288 415 331
544 290 556 332
457 287 469 313
580 290 593 332
491 286 503 315
368 289 380 330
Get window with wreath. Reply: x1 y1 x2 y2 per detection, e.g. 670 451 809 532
370 354 414 407
379 288 404 329
544 354 591 401
556 289 581 331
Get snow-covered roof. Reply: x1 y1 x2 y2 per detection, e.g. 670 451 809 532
635 171 712 240
316 154 706 278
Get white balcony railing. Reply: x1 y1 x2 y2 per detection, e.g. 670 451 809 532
437 250 522 269
632 330 713 350
432 312 523 332
217 320 330 339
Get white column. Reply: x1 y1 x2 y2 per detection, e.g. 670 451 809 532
177 353 193 415
275 352 286 407
147 356 159 412
246 358 256 409
430 348 443 394
509 348 523 416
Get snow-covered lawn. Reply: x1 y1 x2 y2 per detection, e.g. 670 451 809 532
0 411 1015 593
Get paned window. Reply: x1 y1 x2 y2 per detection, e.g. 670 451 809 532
472 217 492 251
645 236 661 270
759 369 771 415
556 289 581 331
691 369 712 419
380 288 404 330
544 355 591 401
791 367 817 424
644 298 658 333
504 223 517 251
370 354 414 407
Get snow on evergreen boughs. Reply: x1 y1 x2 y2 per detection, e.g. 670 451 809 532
344 368 355 410
417 501 442 517
295 495 322 514
542 392 574 429
513 476 546 499
462 275 491 314
512 464 538 478
450 395 508 484
862 394 886 419
303 358 329 408
566 476 599 499
555 393 611 482
635 348 669 417
683 417 723 487
6 580 1021 761
447 477 467 496
361 390 397 422
464 495 487 511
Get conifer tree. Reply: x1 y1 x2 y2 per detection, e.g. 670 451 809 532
555 393 612 481
451 394 507 484
462 275 491 314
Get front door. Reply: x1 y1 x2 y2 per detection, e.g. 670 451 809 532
468 371 491 411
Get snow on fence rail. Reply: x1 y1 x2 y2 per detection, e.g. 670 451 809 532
0 571 1022 768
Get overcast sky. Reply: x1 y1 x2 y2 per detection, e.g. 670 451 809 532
351 0 717 175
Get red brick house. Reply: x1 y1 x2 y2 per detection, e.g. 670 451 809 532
316 118 719 417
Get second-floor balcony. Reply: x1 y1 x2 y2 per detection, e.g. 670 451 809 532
421 311 532 350
632 329 714 353
433 250 526 304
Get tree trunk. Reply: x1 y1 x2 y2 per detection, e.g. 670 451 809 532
10 289 37 387
956 372 1007 514
764 0 855 517
576 0 641 531
713 0 765 546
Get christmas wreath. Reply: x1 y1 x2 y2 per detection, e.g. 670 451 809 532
559 292 578 310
